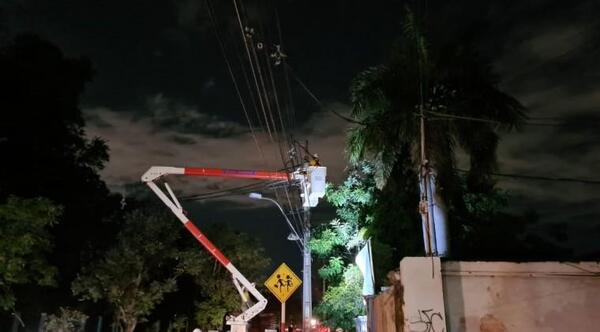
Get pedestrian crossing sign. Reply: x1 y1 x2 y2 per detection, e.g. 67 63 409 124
264 263 302 303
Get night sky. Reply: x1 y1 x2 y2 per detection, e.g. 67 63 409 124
3 0 600 300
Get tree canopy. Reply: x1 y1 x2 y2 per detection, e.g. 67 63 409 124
72 208 183 332
346 8 528 254
0 34 108 199
178 224 271 330
71 204 272 332
311 163 378 283
314 265 364 332
0 196 62 311
0 34 122 314
347 8 525 195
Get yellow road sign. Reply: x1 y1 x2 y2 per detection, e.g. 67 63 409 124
264 263 302 303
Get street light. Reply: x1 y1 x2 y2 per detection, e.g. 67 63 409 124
248 192 304 251
248 192 312 332
287 232 301 241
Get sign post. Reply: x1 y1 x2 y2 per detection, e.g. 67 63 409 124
265 263 302 332
281 302 286 332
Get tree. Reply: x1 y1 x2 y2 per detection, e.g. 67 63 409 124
312 161 417 286
45 307 88 332
347 8 525 255
0 34 121 292
178 225 271 330
311 164 392 330
314 265 364 332
311 163 377 284
0 196 62 311
454 184 570 260
0 33 110 201
166 316 189 332
72 208 183 332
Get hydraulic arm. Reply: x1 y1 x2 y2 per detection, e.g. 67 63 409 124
141 165 326 332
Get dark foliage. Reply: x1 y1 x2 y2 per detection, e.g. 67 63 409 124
0 34 121 315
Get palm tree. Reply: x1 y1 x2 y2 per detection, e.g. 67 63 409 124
347 9 526 256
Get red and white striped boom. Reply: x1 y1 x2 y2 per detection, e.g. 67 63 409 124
142 165 326 331
142 166 290 182
141 166 297 331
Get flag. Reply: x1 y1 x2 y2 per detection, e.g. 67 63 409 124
355 239 375 296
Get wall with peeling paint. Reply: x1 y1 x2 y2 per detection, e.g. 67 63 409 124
442 261 600 332
372 258 600 332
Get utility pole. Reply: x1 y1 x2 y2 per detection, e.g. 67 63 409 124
302 207 312 332
248 160 326 332
250 193 313 331
419 102 436 256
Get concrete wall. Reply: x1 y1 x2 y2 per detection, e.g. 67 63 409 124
372 258 600 332
442 261 600 332
401 257 447 332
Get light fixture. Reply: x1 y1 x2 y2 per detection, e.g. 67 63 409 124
287 232 300 241
248 192 263 200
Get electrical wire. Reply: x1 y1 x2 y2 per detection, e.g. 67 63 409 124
232 0 276 142
233 36 271 147
274 186 304 239
282 186 306 238
250 38 280 141
212 0 293 177
243 1 307 233
205 0 265 160
181 180 288 201
285 63 364 125
263 41 290 156
420 103 600 185
231 0 293 171
276 9 298 133
455 169 600 185
424 110 576 127
246 28 289 170
223 0 311 239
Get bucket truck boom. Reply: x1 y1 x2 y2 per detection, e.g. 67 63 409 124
141 165 326 332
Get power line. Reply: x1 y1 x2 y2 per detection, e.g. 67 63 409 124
237 1 304 229
213 0 294 175
455 169 600 185
264 49 288 138
205 0 265 160
225 1 310 259
276 9 297 134
232 0 276 142
424 110 581 127
285 63 365 125
230 0 295 168
181 180 288 201
250 29 290 172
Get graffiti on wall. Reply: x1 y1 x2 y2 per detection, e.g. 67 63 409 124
410 309 445 332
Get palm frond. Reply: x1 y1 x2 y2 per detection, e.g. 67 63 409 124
350 66 390 118
346 6 525 196
346 126 367 164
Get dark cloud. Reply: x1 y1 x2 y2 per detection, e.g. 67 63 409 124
475 1 600 256
168 134 197 145
554 112 600 153
1 0 408 118
84 101 350 193
84 112 113 129
3 0 600 255
143 94 249 137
